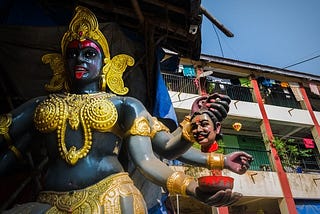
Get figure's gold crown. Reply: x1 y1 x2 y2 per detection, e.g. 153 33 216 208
61 6 110 59
43 6 135 95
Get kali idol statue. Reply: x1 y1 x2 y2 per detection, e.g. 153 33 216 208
0 6 252 213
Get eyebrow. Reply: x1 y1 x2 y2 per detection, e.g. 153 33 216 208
191 118 210 124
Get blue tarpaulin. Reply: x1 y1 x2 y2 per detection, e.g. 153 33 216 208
153 48 178 125
295 200 320 214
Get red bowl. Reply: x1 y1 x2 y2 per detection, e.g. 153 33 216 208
198 175 234 193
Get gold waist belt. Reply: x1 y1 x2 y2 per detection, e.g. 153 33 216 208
38 172 146 214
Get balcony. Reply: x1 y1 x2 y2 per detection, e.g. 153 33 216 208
162 72 306 109
163 72 320 174
162 72 255 103
260 88 301 109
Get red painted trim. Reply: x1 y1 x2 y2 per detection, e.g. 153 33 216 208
218 206 229 214
251 78 297 214
299 85 320 135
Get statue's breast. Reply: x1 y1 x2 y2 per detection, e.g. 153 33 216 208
33 93 119 165
34 93 118 133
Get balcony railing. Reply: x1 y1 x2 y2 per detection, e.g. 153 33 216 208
162 73 198 94
299 151 320 173
162 73 311 110
162 73 254 102
260 89 301 109
207 82 254 102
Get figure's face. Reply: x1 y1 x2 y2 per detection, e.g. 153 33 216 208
66 40 103 84
191 113 221 147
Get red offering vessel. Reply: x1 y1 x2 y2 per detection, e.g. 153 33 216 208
198 175 234 193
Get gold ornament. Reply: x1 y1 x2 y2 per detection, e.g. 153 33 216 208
38 172 146 213
0 114 23 160
232 122 242 131
166 171 194 196
42 53 68 92
43 6 135 95
126 117 151 137
179 115 197 144
34 93 117 165
207 153 224 170
101 54 134 95
150 117 170 138
61 6 110 59
0 114 12 143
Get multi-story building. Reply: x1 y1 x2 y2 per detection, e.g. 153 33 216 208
161 53 320 214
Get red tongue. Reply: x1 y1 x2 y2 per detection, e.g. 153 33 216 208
75 71 84 79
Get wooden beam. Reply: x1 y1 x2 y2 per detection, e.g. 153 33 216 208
130 0 145 24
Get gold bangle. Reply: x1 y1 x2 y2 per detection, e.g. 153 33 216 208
0 114 23 160
180 115 196 144
207 153 224 170
125 117 151 137
150 117 170 139
166 171 194 196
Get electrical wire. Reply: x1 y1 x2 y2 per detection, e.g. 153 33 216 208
282 54 320 69
212 24 224 57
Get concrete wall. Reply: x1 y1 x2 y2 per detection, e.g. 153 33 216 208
229 100 262 120
224 170 320 199
264 104 314 125
287 172 320 199
222 170 283 197
171 166 320 200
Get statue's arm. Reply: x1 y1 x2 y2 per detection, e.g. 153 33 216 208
151 126 193 160
121 96 244 206
177 146 208 166
0 96 45 174
178 146 253 175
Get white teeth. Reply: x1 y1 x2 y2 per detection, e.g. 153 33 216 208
75 66 86 72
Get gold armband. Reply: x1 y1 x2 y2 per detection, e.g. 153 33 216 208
166 171 194 196
126 117 151 137
150 117 170 139
207 153 224 170
0 114 23 160
180 115 196 144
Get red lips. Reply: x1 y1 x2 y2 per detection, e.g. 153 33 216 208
75 66 86 79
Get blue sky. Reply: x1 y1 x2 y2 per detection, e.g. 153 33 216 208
201 0 320 76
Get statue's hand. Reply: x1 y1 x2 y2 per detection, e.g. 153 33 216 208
204 93 231 121
191 96 208 113
187 182 242 207
197 189 242 207
191 93 231 122
187 181 242 207
224 151 253 175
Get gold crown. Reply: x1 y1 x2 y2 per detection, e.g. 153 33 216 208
43 6 135 95
61 6 110 59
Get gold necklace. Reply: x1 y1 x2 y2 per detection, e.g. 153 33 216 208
34 93 118 165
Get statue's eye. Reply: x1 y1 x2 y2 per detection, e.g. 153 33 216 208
66 49 78 58
201 121 210 127
84 49 97 58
